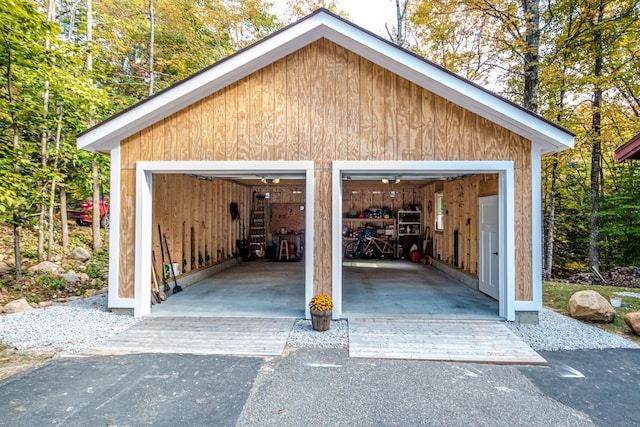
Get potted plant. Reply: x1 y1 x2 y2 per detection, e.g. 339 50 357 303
309 294 333 332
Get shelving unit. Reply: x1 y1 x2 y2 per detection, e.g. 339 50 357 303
397 210 422 258
342 218 396 241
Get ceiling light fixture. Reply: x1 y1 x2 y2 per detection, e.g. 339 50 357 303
381 177 400 184
260 177 280 184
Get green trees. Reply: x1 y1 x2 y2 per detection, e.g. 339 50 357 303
408 0 640 275
0 0 278 280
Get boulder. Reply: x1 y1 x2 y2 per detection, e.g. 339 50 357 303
62 271 80 283
2 298 33 314
84 288 99 297
624 312 640 336
0 261 11 274
28 261 62 274
77 272 91 282
38 301 54 308
568 290 616 323
68 247 92 262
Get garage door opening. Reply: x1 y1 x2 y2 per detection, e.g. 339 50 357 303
332 161 515 321
131 161 314 318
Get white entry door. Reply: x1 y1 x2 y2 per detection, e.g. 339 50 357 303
479 195 499 300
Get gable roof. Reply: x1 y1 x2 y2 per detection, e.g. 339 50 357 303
615 132 640 161
78 8 574 155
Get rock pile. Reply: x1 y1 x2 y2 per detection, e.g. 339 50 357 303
568 267 640 288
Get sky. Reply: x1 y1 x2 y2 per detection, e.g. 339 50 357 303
270 0 398 36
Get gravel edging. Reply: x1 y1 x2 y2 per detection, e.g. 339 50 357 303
286 319 349 348
2 296 638 353
0 294 140 352
505 308 640 351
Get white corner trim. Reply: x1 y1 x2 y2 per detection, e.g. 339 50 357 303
529 145 543 311
107 146 134 309
304 168 315 320
331 164 343 319
501 165 516 322
134 167 153 318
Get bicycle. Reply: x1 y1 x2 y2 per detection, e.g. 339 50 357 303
344 231 397 259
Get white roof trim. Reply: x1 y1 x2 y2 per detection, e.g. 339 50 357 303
78 10 574 154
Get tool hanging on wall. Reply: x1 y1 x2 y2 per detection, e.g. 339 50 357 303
190 226 196 270
163 233 183 293
198 221 204 267
203 220 210 265
181 221 187 273
158 225 171 293
466 218 471 270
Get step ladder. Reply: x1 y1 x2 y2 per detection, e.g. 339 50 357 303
249 194 267 258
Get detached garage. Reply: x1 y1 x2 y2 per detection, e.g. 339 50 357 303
77 9 574 320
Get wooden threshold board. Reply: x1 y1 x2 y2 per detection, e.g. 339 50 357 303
89 317 295 356
348 318 547 365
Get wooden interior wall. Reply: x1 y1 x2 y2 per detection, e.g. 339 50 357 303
118 171 250 299
421 176 494 278
419 173 537 301
118 38 533 302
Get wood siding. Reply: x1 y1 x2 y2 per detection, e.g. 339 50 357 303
118 38 534 302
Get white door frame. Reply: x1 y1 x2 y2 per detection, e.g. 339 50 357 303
332 160 515 321
112 160 315 318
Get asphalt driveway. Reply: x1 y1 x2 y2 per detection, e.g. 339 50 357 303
1 348 638 426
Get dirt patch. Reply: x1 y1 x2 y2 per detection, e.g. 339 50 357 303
0 346 57 382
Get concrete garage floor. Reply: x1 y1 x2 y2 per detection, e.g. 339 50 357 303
149 261 306 318
149 259 498 320
343 260 498 319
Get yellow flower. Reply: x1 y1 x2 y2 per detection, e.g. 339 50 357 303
309 294 333 311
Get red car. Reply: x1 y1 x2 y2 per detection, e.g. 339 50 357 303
67 199 110 228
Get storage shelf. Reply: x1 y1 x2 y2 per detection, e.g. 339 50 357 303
343 217 396 240
397 210 422 257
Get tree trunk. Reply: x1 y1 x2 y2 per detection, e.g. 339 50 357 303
148 0 155 96
521 0 540 113
85 0 92 74
92 160 101 251
47 103 63 260
6 40 23 280
38 0 56 262
60 187 69 251
13 221 22 281
589 2 604 270
387 0 409 47
544 155 558 279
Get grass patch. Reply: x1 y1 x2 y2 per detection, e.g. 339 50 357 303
544 281 640 343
